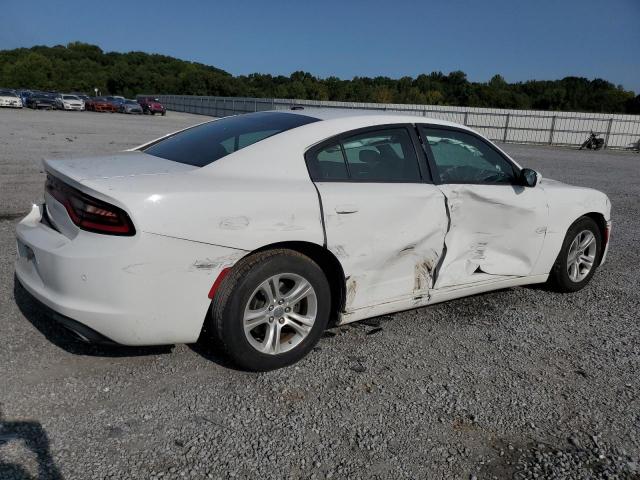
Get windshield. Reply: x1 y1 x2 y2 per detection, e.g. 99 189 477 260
143 112 319 167
63 95 79 100
0 90 17 97
125 100 138 104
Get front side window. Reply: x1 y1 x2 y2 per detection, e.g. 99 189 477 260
419 126 517 184
306 127 422 182
144 112 319 167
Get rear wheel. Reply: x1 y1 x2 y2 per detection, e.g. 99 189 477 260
548 216 602 292
211 249 330 371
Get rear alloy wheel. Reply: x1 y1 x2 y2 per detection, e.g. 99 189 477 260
211 249 330 371
549 216 602 292
243 273 317 355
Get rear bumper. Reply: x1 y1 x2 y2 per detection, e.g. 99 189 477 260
15 204 247 345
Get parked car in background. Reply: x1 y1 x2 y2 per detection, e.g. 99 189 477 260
85 97 117 113
25 92 57 110
70 92 91 102
103 96 125 110
57 94 85 111
18 90 32 106
137 96 166 115
14 110 612 370
118 99 143 114
0 89 23 108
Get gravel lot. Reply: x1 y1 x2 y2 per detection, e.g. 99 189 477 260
1 108 639 480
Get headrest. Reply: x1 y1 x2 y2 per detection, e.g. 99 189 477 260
359 149 380 164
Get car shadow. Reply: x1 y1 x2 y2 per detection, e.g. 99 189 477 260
0 412 64 480
186 314 246 371
13 276 173 358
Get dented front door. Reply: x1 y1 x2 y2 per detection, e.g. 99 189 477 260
417 125 548 289
434 184 548 288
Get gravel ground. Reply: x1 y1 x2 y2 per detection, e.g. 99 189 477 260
1 108 639 480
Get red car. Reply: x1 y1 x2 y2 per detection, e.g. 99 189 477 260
86 97 117 113
137 97 166 115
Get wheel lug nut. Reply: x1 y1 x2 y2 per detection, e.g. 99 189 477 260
269 317 274 322
285 307 291 312
278 317 284 324
268 305 274 311
278 299 284 305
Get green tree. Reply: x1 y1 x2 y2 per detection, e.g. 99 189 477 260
0 42 636 113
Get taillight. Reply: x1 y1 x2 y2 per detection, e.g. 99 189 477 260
45 174 135 236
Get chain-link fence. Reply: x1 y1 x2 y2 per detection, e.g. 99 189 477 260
154 95 640 151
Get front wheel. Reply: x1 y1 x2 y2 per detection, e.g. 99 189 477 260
210 249 330 371
548 216 602 292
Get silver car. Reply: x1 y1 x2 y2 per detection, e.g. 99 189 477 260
118 99 143 114
57 94 85 111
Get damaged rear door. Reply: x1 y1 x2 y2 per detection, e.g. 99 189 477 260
417 125 548 289
305 125 448 311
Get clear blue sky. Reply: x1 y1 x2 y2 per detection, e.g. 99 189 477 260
1 0 638 93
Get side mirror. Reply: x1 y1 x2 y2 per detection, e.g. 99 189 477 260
520 168 541 187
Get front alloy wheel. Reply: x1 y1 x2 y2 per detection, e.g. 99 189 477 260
566 230 597 283
549 216 602 292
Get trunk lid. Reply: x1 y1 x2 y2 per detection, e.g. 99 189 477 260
44 151 197 183
43 152 197 237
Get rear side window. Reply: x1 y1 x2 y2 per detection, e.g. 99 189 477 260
307 143 349 180
306 127 422 182
144 112 319 167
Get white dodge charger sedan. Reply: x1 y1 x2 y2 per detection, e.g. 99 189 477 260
15 110 612 370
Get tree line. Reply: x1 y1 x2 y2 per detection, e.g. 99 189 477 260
1 42 638 114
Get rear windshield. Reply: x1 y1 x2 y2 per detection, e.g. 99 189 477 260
143 112 319 167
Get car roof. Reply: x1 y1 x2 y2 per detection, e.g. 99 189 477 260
280 107 471 131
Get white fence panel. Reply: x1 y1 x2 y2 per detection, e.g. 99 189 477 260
153 94 640 150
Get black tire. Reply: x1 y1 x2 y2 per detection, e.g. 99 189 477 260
548 216 602 292
211 249 331 371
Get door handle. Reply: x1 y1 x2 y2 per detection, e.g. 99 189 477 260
335 204 359 214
